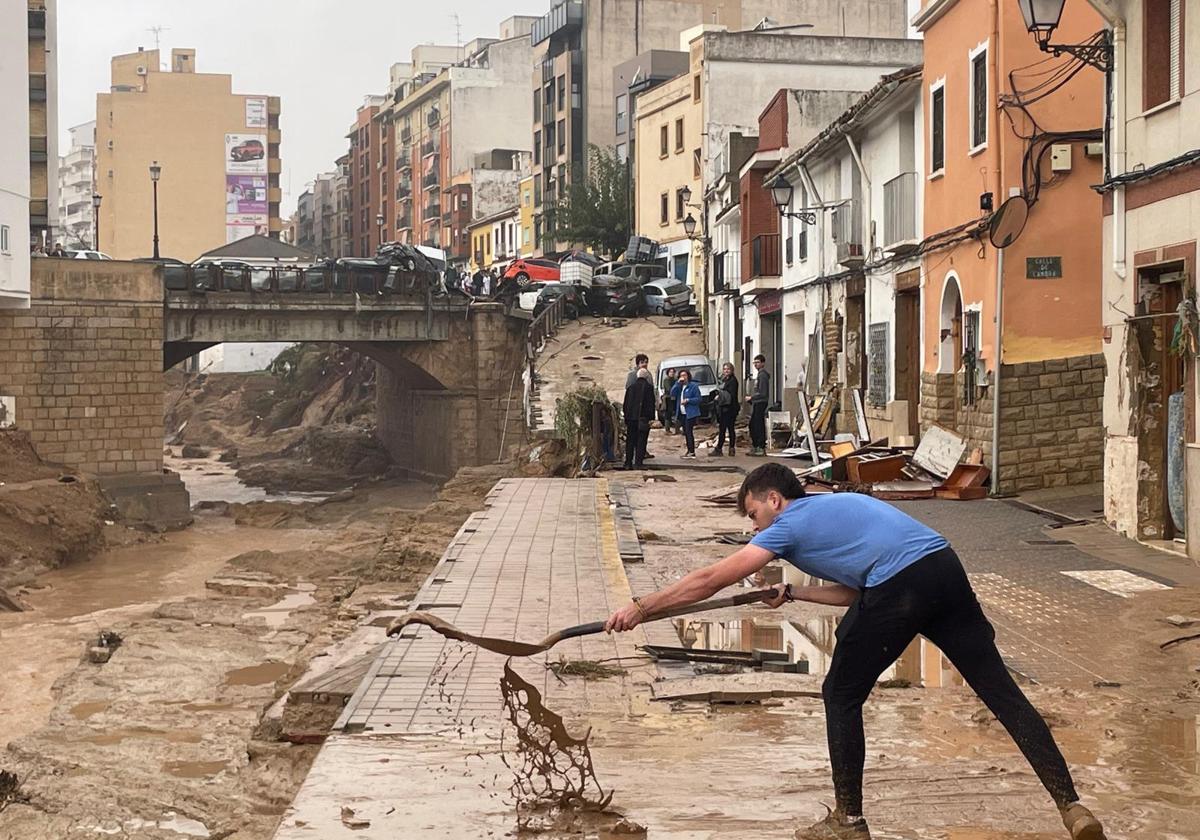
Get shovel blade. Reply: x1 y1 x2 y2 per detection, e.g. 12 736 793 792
386 611 550 657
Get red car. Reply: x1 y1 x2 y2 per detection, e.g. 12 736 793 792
231 139 265 162
503 258 560 285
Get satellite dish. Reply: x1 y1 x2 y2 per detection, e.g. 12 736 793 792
988 195 1028 249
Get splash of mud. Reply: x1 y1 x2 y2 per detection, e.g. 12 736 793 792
499 660 613 827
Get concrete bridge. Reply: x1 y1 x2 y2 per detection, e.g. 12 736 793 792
0 261 530 525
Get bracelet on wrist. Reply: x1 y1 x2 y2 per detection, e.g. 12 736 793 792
631 595 649 619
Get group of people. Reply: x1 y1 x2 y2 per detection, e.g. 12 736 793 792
619 351 776 463
31 242 68 257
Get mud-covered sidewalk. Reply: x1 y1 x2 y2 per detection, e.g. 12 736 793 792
269 456 1200 839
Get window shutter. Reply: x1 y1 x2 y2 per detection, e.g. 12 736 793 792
1170 0 1182 99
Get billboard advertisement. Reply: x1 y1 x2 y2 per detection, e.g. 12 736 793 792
245 97 267 128
225 133 267 174
226 175 268 216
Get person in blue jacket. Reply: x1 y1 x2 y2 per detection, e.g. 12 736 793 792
670 368 702 459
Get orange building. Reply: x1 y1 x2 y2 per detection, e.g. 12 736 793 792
913 0 1106 493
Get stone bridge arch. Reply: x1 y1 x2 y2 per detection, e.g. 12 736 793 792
163 302 528 479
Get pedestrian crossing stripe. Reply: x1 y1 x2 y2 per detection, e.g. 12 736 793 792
1061 569 1172 598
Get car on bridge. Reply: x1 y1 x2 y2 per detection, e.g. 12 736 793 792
502 258 559 286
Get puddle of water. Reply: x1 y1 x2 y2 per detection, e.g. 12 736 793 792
241 583 317 628
163 759 229 779
674 616 964 687
69 701 109 720
79 727 203 746
166 449 333 506
180 702 240 713
223 661 290 686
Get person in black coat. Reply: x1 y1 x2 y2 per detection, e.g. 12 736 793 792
710 362 740 456
622 367 656 468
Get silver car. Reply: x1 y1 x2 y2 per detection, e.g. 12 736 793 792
642 279 691 315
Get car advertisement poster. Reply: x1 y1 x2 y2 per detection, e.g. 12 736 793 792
245 97 267 128
226 175 267 216
225 133 267 174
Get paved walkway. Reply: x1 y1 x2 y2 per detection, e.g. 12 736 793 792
274 477 650 838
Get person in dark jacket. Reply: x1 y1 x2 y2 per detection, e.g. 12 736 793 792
622 367 656 468
661 367 678 434
746 354 770 456
710 362 740 457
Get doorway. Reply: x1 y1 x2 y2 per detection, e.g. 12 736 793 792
894 282 921 438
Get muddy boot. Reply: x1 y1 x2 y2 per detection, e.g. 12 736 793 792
1061 802 1106 840
793 809 870 840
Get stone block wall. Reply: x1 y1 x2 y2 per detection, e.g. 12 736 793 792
919 352 1104 493
0 260 164 475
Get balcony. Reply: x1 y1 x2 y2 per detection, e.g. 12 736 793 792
421 138 437 158
883 172 918 252
30 199 49 227
423 199 441 218
267 158 282 174
396 212 412 231
396 180 411 200
422 170 440 190
268 128 281 144
396 154 411 172
750 234 781 280
268 187 282 204
532 0 583 45
29 135 47 163
832 200 864 267
28 8 46 37
29 73 47 102
400 127 412 144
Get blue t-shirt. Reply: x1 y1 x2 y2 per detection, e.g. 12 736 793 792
749 493 948 590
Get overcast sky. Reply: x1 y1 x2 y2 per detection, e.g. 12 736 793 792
58 0 547 215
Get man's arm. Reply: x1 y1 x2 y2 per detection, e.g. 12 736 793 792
791 583 858 606
606 544 774 631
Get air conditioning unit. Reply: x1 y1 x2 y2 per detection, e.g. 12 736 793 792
136 65 148 76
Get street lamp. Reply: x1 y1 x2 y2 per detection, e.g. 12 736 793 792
375 213 385 251
769 175 816 224
1017 0 1112 70
680 185 693 206
149 161 161 259
91 193 102 251
683 213 698 239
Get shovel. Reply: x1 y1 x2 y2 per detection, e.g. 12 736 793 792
385 585 790 657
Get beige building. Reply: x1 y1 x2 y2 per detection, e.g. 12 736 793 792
518 174 536 257
95 48 281 261
633 59 702 289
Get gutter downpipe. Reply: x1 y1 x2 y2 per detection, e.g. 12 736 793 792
990 0 1005 495
1112 22 1127 282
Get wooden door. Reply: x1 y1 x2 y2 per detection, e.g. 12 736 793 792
895 289 921 437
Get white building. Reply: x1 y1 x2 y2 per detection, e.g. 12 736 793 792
764 67 925 442
2 2 59 308
58 120 96 250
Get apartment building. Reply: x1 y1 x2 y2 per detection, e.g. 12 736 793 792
530 0 911 252
1080 0 1200 551
2 1 58 307
913 0 1105 494
95 48 281 261
763 68 924 441
58 121 96 250
468 206 521 271
347 95 386 257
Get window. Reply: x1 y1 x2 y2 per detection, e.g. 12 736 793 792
675 188 687 221
615 93 627 134
1144 0 1184 109
674 118 684 152
557 119 566 155
930 82 945 174
616 142 627 162
0 224 9 253
534 130 541 162
969 44 988 151
797 182 808 261
533 89 541 124
660 125 669 158
693 148 701 179
557 75 566 111
693 73 701 102
660 192 669 225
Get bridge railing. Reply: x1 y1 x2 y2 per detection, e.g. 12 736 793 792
523 292 567 429
162 264 440 298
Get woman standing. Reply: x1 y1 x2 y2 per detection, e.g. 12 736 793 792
670 369 702 459
710 363 740 456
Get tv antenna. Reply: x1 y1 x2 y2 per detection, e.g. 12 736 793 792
451 13 463 50
147 25 169 52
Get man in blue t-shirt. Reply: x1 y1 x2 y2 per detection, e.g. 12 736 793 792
606 463 1106 840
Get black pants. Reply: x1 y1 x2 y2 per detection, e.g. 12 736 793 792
664 398 676 432
749 402 767 449
680 415 696 453
624 418 648 467
824 546 1079 815
715 409 738 451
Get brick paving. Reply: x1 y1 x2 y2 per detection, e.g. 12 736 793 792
338 477 649 734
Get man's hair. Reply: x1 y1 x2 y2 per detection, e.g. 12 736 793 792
754 354 766 363
737 463 805 514
635 353 649 365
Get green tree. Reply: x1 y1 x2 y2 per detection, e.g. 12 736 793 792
552 144 630 258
